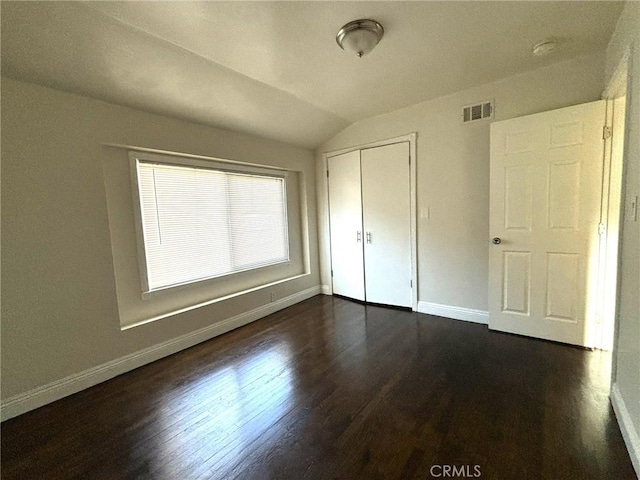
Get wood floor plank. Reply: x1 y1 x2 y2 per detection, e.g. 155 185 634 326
1 295 635 479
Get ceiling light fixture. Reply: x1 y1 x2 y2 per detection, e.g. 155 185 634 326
336 19 384 58
532 40 557 57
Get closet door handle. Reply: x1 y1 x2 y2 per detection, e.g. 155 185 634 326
366 232 371 244
357 231 362 243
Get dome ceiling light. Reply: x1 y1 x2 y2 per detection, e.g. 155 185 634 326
532 40 557 57
336 19 384 58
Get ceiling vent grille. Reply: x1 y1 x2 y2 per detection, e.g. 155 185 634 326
463 100 494 123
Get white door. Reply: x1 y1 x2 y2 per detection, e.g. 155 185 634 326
328 150 365 301
361 142 412 307
489 100 606 347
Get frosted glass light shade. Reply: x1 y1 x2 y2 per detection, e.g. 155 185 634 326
336 19 384 57
532 40 557 56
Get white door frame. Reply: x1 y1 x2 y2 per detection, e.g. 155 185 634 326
323 133 418 311
602 47 631 384
595 74 628 351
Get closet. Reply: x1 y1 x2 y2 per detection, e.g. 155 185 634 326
328 142 412 308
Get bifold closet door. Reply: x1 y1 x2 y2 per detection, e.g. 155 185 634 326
361 143 412 307
328 150 365 301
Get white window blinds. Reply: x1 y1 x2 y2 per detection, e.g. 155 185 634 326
136 161 289 292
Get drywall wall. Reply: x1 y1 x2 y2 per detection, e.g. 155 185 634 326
606 1 640 474
317 53 606 316
1 78 320 417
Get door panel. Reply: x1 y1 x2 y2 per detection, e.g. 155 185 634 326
489 100 605 347
502 251 531 315
548 160 581 229
328 151 365 301
545 252 580 321
504 165 533 231
361 143 412 307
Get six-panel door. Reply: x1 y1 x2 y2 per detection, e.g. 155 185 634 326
489 100 606 347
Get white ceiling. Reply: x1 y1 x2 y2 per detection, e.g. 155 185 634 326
1 1 623 148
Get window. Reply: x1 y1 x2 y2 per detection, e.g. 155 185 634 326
134 159 289 292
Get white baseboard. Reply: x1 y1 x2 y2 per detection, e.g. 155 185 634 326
1 286 321 421
611 382 640 477
321 284 332 295
417 301 489 324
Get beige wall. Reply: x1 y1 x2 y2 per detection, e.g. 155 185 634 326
317 53 605 313
606 1 640 473
1 78 320 410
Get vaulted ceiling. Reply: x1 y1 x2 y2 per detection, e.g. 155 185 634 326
1 1 623 148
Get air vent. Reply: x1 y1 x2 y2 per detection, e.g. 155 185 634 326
462 100 494 123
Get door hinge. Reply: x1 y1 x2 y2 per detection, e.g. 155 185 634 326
326 170 329 178
598 223 606 235
603 126 612 140
410 280 412 288
331 269 333 277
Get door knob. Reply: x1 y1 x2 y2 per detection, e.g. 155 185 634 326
492 237 501 245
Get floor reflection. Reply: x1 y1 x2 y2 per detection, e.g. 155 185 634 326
155 342 293 477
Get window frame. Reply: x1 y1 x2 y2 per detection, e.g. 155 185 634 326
129 151 291 296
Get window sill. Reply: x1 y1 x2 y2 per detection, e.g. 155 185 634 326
121 272 309 331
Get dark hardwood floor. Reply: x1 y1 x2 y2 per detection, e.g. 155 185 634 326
1 296 635 479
